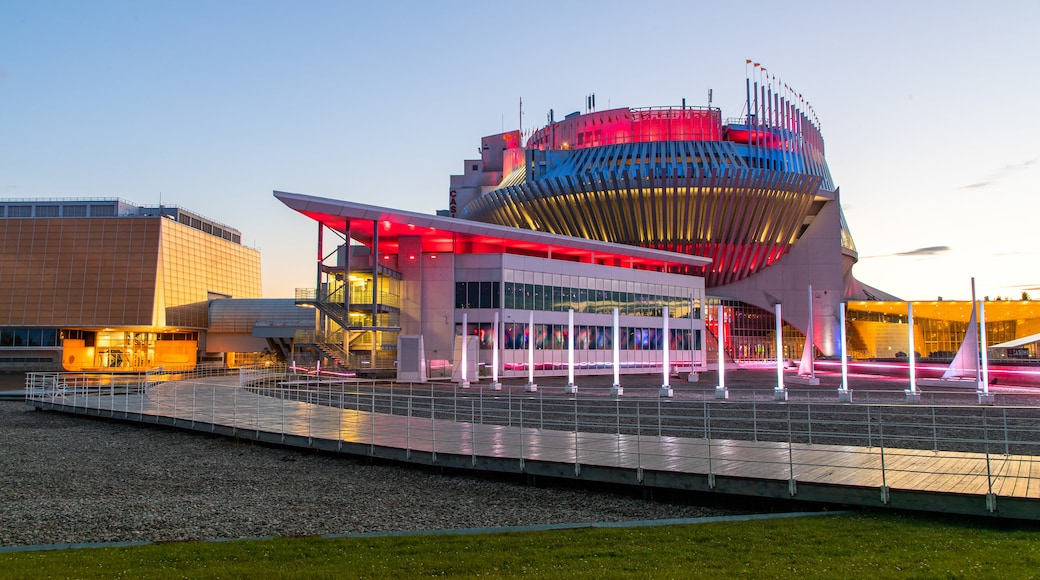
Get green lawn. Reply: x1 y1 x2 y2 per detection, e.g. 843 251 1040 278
2 512 1037 578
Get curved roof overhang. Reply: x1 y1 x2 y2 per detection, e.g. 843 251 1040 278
275 191 711 272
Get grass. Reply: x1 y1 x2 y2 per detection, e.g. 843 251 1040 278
2 512 1038 578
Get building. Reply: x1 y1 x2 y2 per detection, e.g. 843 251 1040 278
449 82 897 361
275 191 708 380
0 198 261 372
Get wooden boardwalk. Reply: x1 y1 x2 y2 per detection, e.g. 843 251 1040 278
26 376 1040 520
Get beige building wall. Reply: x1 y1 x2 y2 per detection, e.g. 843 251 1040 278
0 218 162 326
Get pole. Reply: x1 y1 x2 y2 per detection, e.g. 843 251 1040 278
460 312 469 388
775 303 785 390
525 311 537 392
661 306 673 397
565 308 577 394
491 311 501 390
611 307 622 396
908 302 916 393
980 298 992 401
807 284 815 379
717 304 726 394
688 293 698 382
839 302 851 402
774 302 787 401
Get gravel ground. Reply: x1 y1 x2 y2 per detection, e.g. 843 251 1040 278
5 368 1039 548
0 400 735 548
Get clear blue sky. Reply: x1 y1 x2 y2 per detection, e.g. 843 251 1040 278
3 0 1038 301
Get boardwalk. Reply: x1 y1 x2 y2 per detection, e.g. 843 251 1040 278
25 371 1040 520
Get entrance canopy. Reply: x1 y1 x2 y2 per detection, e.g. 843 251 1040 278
275 191 712 272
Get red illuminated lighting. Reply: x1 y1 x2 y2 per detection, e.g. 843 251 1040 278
430 254 437 259
408 255 416 261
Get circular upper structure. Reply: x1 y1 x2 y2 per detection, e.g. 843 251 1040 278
455 103 855 288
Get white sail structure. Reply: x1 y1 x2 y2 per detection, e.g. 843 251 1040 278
798 285 815 378
941 302 979 381
797 331 814 376
789 285 820 385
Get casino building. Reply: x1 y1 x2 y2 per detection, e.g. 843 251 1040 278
275 191 708 380
449 85 895 360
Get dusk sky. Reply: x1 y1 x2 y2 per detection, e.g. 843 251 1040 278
3 1 1037 301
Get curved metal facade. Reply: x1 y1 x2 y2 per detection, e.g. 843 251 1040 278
459 139 826 287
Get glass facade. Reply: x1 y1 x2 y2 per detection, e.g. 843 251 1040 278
704 298 808 362
480 323 698 352
493 281 697 317
158 220 261 328
846 301 1040 361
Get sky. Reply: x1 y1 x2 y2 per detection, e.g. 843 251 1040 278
2 0 1038 302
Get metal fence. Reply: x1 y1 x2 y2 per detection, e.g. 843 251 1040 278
23 370 1040 513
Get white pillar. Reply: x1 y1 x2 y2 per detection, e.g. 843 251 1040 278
905 302 921 403
490 311 501 390
661 306 673 397
525 310 537 392
773 303 787 401
688 293 698 382
717 304 727 396
611 307 622 396
806 284 815 379
775 303 784 390
908 303 916 392
979 299 994 404
460 312 470 388
565 308 577 394
838 302 852 402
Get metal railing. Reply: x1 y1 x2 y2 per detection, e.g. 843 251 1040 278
23 372 1040 514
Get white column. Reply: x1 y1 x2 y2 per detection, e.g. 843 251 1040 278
773 303 787 401
661 306 673 397
838 302 851 402
688 293 698 382
908 303 916 392
611 307 622 396
905 301 921 403
806 284 815 379
979 299 993 404
717 304 726 395
460 312 470 388
490 311 501 390
525 310 537 392
565 308 577 394
775 303 785 390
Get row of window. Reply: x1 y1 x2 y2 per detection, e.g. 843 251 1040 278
459 323 701 351
0 328 59 347
0 328 199 348
0 204 116 218
455 281 699 317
